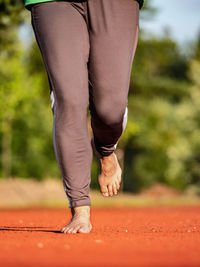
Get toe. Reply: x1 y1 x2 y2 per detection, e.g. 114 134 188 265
63 227 70 234
115 180 120 190
60 227 65 232
101 185 109 197
71 226 80 233
69 227 78 234
67 227 74 234
112 183 117 195
61 226 66 233
108 184 113 196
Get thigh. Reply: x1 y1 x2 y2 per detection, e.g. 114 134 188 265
88 0 139 108
31 1 90 104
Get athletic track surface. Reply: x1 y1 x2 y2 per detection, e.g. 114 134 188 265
0 206 199 267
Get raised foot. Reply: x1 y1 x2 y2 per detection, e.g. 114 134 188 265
91 137 122 197
60 206 92 234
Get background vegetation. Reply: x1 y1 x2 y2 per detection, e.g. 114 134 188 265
0 0 200 194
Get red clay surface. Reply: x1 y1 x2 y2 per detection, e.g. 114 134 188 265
0 206 200 267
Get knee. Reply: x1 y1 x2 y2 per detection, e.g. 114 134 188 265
95 99 127 127
91 77 129 127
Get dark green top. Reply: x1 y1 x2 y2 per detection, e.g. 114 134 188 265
24 0 145 10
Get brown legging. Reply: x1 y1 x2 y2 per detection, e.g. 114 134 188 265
30 0 140 208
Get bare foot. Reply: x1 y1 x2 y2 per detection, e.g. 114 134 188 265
91 137 122 197
60 206 92 234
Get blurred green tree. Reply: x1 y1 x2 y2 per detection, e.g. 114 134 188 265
121 33 200 193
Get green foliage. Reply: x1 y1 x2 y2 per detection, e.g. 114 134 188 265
0 0 24 53
0 37 60 179
121 37 200 193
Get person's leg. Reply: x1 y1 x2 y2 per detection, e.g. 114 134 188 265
87 0 140 196
30 1 92 233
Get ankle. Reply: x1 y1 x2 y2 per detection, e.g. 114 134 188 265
71 206 90 217
100 152 117 166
